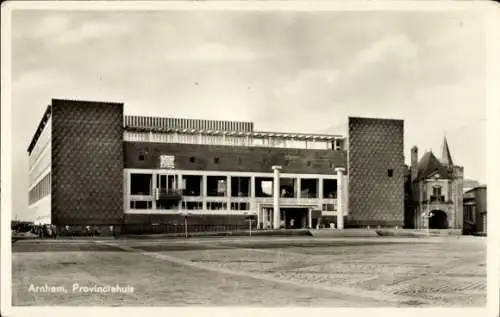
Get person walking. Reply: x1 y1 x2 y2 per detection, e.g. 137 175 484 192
46 225 52 239
51 225 57 239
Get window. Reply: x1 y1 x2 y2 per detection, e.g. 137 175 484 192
182 201 203 210
130 200 152 209
230 202 249 210
207 176 227 196
280 178 297 198
431 185 444 202
322 204 336 211
306 161 312 167
214 157 220 164
189 157 196 163
387 169 394 177
231 177 250 197
207 202 227 210
130 174 152 195
182 175 202 196
138 151 147 161
300 178 319 198
323 179 338 198
256 177 273 197
433 186 442 197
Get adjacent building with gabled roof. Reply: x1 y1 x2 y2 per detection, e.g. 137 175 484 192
405 137 464 230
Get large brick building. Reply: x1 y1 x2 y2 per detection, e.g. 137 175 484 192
28 99 405 234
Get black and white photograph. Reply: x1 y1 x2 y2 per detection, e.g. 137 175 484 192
1 1 499 316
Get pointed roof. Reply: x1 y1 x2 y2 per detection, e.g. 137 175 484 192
441 136 454 166
415 151 452 181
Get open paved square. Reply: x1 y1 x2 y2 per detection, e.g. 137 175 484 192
12 236 486 307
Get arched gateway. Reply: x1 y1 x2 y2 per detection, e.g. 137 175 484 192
429 210 448 229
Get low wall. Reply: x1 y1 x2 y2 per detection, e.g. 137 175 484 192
376 229 462 237
309 228 379 238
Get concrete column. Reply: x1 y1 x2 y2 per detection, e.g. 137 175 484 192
226 175 231 197
257 205 261 229
177 173 183 211
335 168 345 230
250 176 256 198
202 175 207 210
308 208 312 228
152 173 157 210
297 178 301 199
226 175 231 211
263 208 268 229
250 176 256 217
318 178 323 199
272 165 282 229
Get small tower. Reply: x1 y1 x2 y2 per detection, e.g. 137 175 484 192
441 135 454 167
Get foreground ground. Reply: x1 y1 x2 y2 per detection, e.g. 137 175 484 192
12 236 486 307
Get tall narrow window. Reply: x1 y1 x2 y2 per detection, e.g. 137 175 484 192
432 185 443 202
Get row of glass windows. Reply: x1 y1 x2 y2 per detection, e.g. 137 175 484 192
124 132 343 150
29 133 51 170
129 200 336 212
125 116 253 132
29 173 51 205
29 118 51 168
129 200 250 211
129 173 339 199
29 150 51 186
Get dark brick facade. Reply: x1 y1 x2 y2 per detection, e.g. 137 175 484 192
347 117 405 227
51 99 124 225
122 214 253 234
124 142 347 175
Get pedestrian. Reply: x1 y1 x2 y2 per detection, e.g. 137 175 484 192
52 225 57 239
41 225 47 239
46 225 52 239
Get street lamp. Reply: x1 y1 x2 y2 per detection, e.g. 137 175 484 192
244 212 253 237
181 210 190 239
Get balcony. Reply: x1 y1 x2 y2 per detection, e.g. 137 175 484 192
430 196 445 203
155 189 183 202
423 196 452 204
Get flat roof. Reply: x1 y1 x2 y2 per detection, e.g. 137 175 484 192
28 99 346 154
125 126 344 141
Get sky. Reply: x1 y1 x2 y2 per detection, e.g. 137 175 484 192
9 9 486 220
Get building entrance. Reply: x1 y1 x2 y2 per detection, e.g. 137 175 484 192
429 210 448 229
282 208 309 229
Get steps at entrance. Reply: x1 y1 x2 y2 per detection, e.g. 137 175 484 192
308 229 379 238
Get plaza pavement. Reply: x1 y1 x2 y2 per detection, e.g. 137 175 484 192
11 236 486 307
